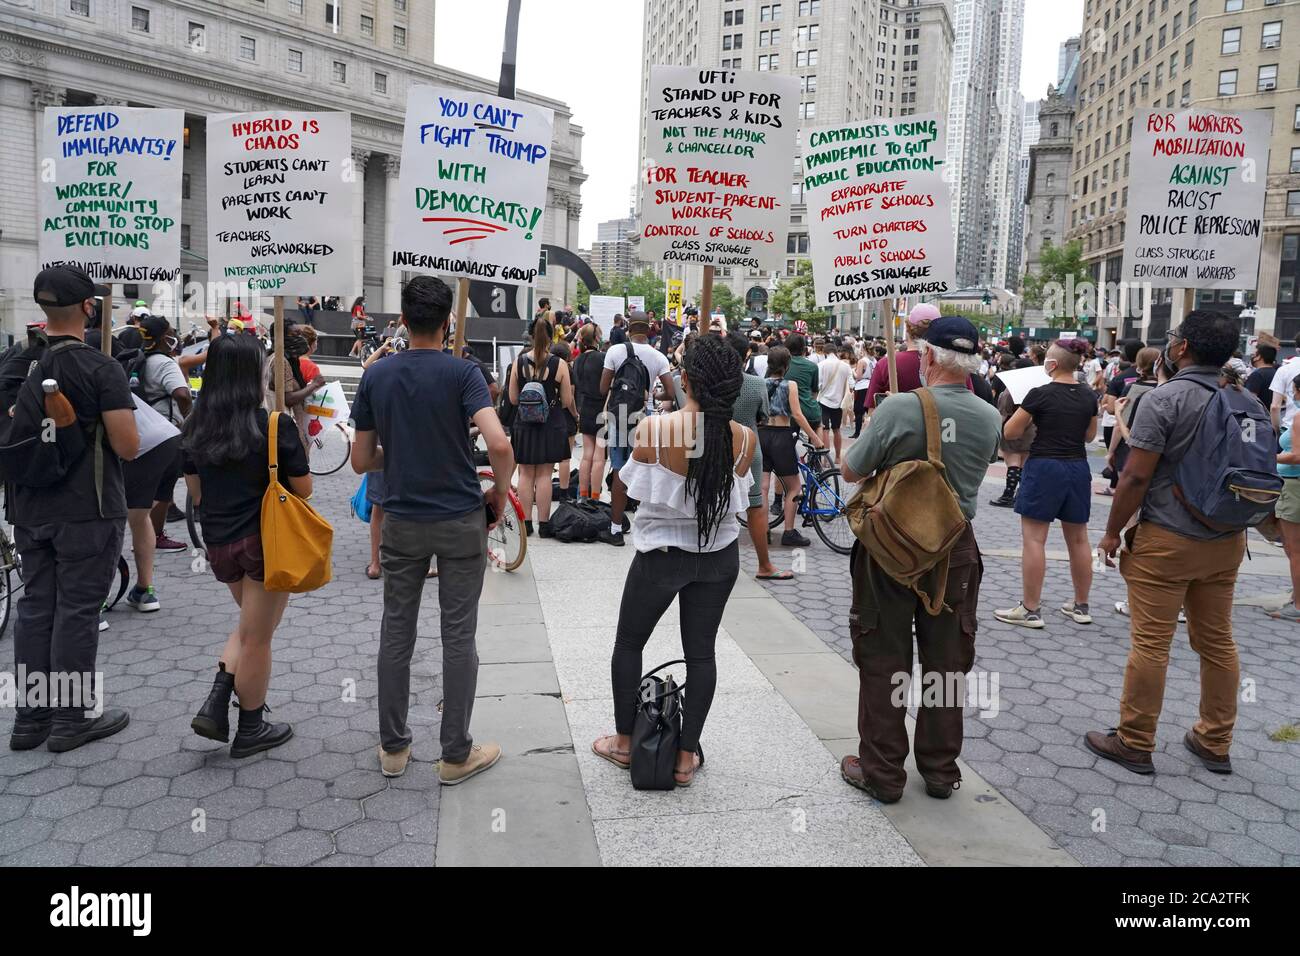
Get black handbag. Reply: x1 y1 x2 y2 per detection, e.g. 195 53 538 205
630 660 690 791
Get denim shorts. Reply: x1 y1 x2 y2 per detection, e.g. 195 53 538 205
1014 457 1092 525
609 444 632 472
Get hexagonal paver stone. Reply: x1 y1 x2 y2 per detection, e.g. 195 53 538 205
29 784 101 820
363 788 430 823
263 829 335 866
51 806 129 844
299 797 364 832
295 751 357 781
170 767 236 799
229 807 298 843
102 776 170 809
78 828 156 866
325 769 387 801
155 819 230 856
0 817 54 857
234 759 298 790
1217 792 1286 824
5 767 76 796
265 778 328 811
1207 832 1282 866
189 840 263 867
373 842 433 866
334 819 403 856
127 796 196 832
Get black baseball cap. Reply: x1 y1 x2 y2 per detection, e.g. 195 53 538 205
33 265 109 307
139 315 171 343
924 316 981 355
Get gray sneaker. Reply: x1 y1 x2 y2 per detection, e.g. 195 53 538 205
1060 602 1093 625
1267 603 1300 623
995 603 1044 628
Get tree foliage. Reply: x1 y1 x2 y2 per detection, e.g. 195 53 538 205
770 260 831 332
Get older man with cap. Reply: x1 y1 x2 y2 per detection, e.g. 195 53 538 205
839 315 1001 802
4 266 140 753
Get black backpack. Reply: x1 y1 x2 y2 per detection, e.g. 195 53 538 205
0 340 101 496
606 342 650 444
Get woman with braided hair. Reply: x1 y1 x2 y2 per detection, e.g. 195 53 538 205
591 334 756 787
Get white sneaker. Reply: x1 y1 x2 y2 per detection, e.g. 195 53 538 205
1060 602 1093 625
1114 600 1129 616
995 603 1045 628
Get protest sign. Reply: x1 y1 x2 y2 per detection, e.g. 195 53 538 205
995 365 1052 405
590 294 623 335
390 85 553 284
639 67 798 272
206 111 354 296
665 278 683 323
38 106 184 281
801 113 953 306
1121 108 1271 289
627 295 646 313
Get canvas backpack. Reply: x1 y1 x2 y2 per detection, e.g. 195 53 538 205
845 388 968 615
1172 379 1281 531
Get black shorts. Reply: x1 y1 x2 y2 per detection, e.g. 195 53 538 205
819 404 843 431
123 436 182 510
759 425 798 477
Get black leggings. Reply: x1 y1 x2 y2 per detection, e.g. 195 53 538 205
852 388 869 435
612 541 740 753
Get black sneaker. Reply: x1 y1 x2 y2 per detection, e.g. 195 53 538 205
538 521 555 539
230 719 294 759
988 493 1016 508
924 778 960 799
597 528 626 547
524 520 534 537
781 529 811 547
191 665 235 743
9 718 53 751
47 709 130 753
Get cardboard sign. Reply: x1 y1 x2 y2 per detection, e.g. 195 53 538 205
802 114 954 306
995 365 1052 405
589 294 623 336
38 106 184 281
390 85 554 285
205 111 354 296
639 66 799 272
1122 108 1272 289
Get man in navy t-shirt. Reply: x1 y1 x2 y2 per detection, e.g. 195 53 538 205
351 275 515 784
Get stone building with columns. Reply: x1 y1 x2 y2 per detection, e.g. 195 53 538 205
0 0 585 337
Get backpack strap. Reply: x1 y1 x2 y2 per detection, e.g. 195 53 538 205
625 341 636 366
915 387 944 468
733 424 749 470
41 340 107 516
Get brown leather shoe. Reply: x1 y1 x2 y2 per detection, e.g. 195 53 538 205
1084 729 1154 774
1183 731 1232 774
840 755 902 803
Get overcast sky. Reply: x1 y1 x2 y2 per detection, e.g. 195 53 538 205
436 0 1086 248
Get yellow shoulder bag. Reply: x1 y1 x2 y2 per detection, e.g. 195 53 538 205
261 411 333 593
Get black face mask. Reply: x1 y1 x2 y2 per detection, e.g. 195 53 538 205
85 300 102 328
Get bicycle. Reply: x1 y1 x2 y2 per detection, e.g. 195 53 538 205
306 418 352 476
741 439 856 555
477 469 527 572
0 523 21 637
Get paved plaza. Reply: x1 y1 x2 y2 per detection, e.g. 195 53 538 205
0 442 1297 867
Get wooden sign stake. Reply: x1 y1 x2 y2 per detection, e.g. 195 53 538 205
100 290 113 355
884 297 900 395
273 296 286 412
453 277 470 354
700 265 715 329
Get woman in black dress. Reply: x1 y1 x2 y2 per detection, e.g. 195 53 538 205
572 323 607 499
510 319 577 537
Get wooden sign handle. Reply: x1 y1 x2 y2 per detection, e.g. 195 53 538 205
453 277 469 354
100 290 113 355
273 296 285 412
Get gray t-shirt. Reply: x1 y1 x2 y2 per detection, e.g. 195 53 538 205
1125 365 1237 540
843 383 1000 519
140 352 188 427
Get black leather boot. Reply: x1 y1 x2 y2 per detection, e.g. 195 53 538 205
191 663 235 742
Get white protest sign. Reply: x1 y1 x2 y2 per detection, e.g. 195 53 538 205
1122 108 1271 290
995 365 1052 405
589 294 623 336
38 106 184 281
802 114 954 307
639 66 799 272
627 295 646 312
391 85 553 284
205 111 354 297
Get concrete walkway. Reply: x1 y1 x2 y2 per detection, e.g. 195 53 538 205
438 534 1073 867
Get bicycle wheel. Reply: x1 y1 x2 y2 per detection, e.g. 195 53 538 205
809 467 855 555
487 492 527 572
0 567 10 638
104 555 130 611
309 422 351 476
186 491 205 560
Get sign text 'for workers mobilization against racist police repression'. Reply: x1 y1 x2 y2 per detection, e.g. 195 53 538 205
390 85 554 285
802 113 954 306
1121 108 1272 290
639 67 799 273
38 106 184 283
205 111 354 295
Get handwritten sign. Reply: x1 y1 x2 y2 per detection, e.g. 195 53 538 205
205 111 353 296
639 67 798 272
390 85 553 284
1122 108 1271 289
802 114 954 306
627 295 646 313
38 106 184 281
